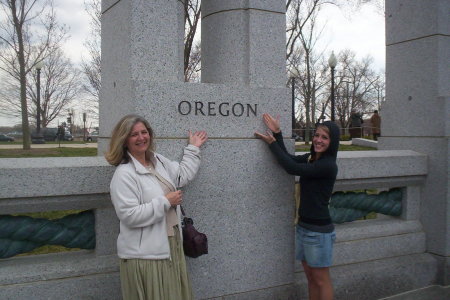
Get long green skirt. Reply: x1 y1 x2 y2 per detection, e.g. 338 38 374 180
119 228 194 300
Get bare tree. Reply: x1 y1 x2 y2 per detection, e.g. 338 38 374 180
179 0 201 82
286 0 385 136
0 74 21 116
287 2 331 143
332 50 381 127
28 49 81 127
80 0 101 119
0 49 80 128
0 0 67 149
372 74 385 111
286 0 339 62
185 42 201 82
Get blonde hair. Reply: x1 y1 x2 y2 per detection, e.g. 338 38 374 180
104 114 155 166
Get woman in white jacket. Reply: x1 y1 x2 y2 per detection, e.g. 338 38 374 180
105 114 207 300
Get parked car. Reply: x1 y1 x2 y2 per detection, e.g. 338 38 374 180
86 130 99 142
0 134 15 142
7 131 22 138
293 133 303 142
61 132 73 141
31 128 73 141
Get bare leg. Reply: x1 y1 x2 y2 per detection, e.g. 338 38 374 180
309 266 333 300
301 260 319 300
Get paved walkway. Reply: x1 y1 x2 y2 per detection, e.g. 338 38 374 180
378 285 449 300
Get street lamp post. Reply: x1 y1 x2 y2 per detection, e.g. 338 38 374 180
33 61 45 144
328 51 337 122
290 68 299 139
83 112 87 141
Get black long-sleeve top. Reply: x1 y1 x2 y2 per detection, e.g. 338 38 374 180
268 121 340 233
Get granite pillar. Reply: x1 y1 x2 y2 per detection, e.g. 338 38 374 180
381 0 450 285
100 1 294 298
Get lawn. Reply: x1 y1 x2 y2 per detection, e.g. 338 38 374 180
295 143 376 152
0 147 97 158
0 140 85 145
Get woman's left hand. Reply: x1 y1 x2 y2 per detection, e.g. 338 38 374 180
189 130 208 147
254 130 276 144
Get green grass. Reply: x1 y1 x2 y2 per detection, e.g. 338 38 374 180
37 140 86 144
0 141 22 145
0 140 84 145
0 147 97 158
295 144 376 152
13 210 85 220
17 245 82 256
361 212 377 220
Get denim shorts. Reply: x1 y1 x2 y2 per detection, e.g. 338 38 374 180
295 225 336 268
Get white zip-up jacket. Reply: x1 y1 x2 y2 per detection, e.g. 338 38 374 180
110 144 201 259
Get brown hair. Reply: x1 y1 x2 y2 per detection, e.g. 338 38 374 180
316 124 330 135
311 124 330 161
104 114 155 166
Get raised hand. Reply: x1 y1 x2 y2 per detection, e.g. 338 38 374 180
254 130 276 144
188 130 208 147
263 113 281 133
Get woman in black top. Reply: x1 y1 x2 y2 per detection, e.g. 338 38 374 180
255 113 340 300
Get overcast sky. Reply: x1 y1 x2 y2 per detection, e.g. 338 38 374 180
0 1 385 127
318 3 385 72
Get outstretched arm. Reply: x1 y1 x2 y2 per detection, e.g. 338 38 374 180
269 142 334 177
159 131 208 188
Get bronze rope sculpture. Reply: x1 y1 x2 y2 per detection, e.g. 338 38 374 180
0 210 95 259
330 188 402 223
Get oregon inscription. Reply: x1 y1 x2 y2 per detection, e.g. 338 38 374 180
178 101 258 117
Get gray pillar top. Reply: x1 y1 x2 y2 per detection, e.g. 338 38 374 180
202 0 285 17
202 0 286 86
386 1 450 45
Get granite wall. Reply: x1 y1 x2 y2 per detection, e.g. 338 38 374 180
380 0 450 285
100 1 295 299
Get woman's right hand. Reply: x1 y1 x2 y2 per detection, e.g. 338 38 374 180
166 190 183 207
263 113 281 133
188 130 208 148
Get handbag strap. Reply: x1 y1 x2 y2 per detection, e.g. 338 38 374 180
180 205 186 217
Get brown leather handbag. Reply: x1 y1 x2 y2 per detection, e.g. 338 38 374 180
181 206 208 258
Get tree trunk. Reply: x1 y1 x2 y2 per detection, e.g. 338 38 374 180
11 0 31 150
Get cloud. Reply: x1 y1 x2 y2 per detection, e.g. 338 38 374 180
317 4 385 71
55 1 91 65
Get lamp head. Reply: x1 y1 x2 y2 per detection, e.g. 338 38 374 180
289 67 299 78
328 51 337 68
35 61 44 70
